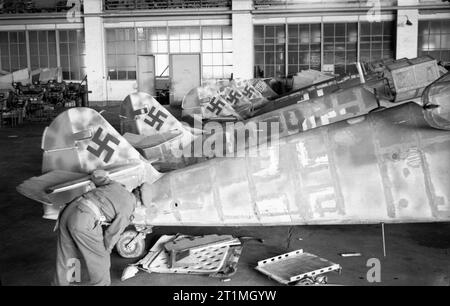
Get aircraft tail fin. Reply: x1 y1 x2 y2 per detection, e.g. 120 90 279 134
121 92 190 136
40 106 162 183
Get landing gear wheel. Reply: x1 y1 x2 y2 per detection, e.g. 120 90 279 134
116 230 146 258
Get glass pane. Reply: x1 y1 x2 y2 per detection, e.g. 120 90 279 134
212 66 223 78
223 26 232 39
155 54 169 76
158 40 168 53
202 40 212 52
187 40 199 52
190 27 200 40
212 40 222 52
106 29 116 41
223 53 233 66
169 27 180 40
223 66 232 79
203 66 213 79
170 41 180 53
202 53 213 65
118 70 127 79
0 32 8 43
108 70 118 80
254 26 264 40
182 40 192 52
223 40 232 52
179 28 189 40
430 21 441 34
128 70 136 80
157 28 167 40
212 53 223 66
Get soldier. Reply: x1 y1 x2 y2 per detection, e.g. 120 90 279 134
53 170 140 286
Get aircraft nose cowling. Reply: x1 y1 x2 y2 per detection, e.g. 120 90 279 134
423 72 450 130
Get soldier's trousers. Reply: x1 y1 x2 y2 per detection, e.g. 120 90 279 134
53 199 111 286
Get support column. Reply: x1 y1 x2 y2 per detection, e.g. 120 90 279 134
396 0 419 59
83 0 107 104
232 0 254 80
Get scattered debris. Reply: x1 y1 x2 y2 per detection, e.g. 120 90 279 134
255 249 341 285
121 234 244 281
340 252 362 257
164 234 238 268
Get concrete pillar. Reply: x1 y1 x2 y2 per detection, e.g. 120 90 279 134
396 0 419 59
232 0 254 80
83 0 107 104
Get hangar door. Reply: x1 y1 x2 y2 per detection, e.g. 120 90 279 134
138 55 156 96
169 53 201 106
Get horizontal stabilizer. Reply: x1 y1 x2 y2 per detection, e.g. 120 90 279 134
123 130 183 150
16 170 91 206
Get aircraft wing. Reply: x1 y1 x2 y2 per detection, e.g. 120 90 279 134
17 162 147 207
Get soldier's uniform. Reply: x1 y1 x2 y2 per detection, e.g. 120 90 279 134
53 177 137 286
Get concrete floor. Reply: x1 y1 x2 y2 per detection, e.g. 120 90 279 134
0 107 449 286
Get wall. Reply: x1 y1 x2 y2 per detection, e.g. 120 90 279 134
106 80 137 102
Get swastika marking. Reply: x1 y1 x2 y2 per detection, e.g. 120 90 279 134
242 85 257 98
253 81 267 92
225 90 242 105
133 107 148 117
206 97 226 115
86 127 120 163
143 106 168 131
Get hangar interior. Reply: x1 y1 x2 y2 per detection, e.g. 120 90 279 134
0 0 449 286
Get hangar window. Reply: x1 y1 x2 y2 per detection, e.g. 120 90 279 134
418 20 450 63
323 23 358 75
360 21 395 63
202 26 233 80
59 30 86 80
254 25 286 78
0 31 27 72
137 27 169 77
106 28 137 80
29 30 57 70
287 24 321 75
169 27 201 53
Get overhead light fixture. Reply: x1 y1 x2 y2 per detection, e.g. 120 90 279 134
405 15 413 26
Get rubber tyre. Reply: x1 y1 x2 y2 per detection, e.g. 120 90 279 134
115 230 146 258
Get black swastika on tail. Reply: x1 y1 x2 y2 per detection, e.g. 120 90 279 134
133 107 148 117
242 85 257 98
86 127 120 163
206 97 226 115
143 106 168 131
225 90 242 105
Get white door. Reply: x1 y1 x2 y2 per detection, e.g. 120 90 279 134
138 55 156 96
169 53 201 106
